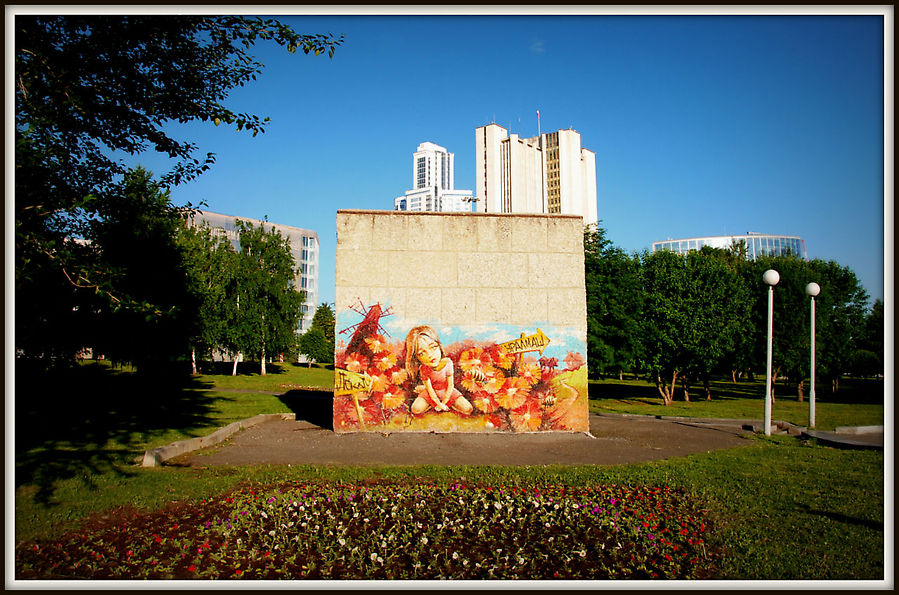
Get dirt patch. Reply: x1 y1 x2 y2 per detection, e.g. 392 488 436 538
169 413 754 468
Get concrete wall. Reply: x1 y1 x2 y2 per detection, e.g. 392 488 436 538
333 210 588 434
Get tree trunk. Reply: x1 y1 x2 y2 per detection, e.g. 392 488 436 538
832 377 839 393
704 376 712 401
191 348 197 375
731 369 737 383
232 353 240 376
797 379 805 402
655 371 677 406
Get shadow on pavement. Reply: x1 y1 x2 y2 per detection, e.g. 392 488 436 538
277 389 334 431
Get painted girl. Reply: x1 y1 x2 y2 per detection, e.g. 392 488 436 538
405 325 473 415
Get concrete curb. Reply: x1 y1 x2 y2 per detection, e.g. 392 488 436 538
141 413 297 467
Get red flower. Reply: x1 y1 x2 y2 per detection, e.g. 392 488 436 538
459 347 493 375
510 397 542 432
188 564 196 572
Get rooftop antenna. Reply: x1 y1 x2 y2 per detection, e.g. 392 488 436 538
537 109 541 137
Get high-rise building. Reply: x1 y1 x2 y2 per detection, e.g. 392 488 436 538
652 233 807 260
189 211 320 332
394 142 474 212
475 123 598 226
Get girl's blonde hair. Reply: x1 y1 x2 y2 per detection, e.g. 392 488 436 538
404 325 443 380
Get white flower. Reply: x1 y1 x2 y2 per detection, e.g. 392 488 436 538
338 538 346 546
452 552 459 560
421 536 428 545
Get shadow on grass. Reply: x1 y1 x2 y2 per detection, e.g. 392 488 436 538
796 503 883 531
15 360 220 505
278 389 334 431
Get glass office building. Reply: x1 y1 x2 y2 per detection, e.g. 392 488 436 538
652 233 807 260
189 211 319 332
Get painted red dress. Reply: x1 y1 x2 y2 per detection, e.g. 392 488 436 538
418 358 463 408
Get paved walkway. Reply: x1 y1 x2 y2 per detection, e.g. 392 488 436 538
165 410 883 469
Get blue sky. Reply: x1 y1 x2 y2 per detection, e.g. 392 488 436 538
129 10 888 307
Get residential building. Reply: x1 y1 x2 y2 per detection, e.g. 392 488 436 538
475 123 598 226
189 211 320 332
394 142 474 212
652 233 807 260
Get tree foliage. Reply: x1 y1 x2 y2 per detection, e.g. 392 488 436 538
14 15 342 367
584 225 643 380
224 220 305 375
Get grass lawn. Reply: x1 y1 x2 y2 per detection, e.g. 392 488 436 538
588 376 885 431
12 361 888 581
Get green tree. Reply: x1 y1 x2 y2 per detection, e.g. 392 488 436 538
746 255 869 399
308 303 336 363
298 328 333 367
639 249 692 405
640 247 753 405
680 248 752 400
226 220 304 376
176 220 236 374
86 167 194 372
584 225 643 380
15 15 341 364
852 299 884 377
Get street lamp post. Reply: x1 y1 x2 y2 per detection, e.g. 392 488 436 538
762 269 780 436
806 282 821 428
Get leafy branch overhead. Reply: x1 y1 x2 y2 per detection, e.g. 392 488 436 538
14 15 341 367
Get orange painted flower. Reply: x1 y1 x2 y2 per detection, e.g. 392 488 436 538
387 367 408 386
371 350 397 371
471 391 500 414
365 335 388 354
369 372 389 394
380 385 406 409
343 352 369 373
510 398 543 432
489 345 514 370
480 369 506 394
516 361 543 385
495 376 530 409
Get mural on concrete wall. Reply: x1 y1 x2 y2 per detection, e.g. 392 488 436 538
333 299 589 433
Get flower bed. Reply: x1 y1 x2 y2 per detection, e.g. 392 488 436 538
15 482 720 580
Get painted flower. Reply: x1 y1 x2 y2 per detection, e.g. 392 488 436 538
510 397 543 432
387 367 408 386
489 345 514 370
471 391 500 414
371 350 397 371
344 352 369 373
482 413 506 431
480 369 506 394
364 334 388 354
458 348 493 375
369 372 389 394
380 385 406 410
516 361 543 385
495 377 530 409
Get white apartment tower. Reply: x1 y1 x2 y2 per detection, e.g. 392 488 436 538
394 142 473 212
475 123 598 226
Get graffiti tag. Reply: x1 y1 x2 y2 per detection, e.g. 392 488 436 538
334 368 373 395
499 329 551 356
